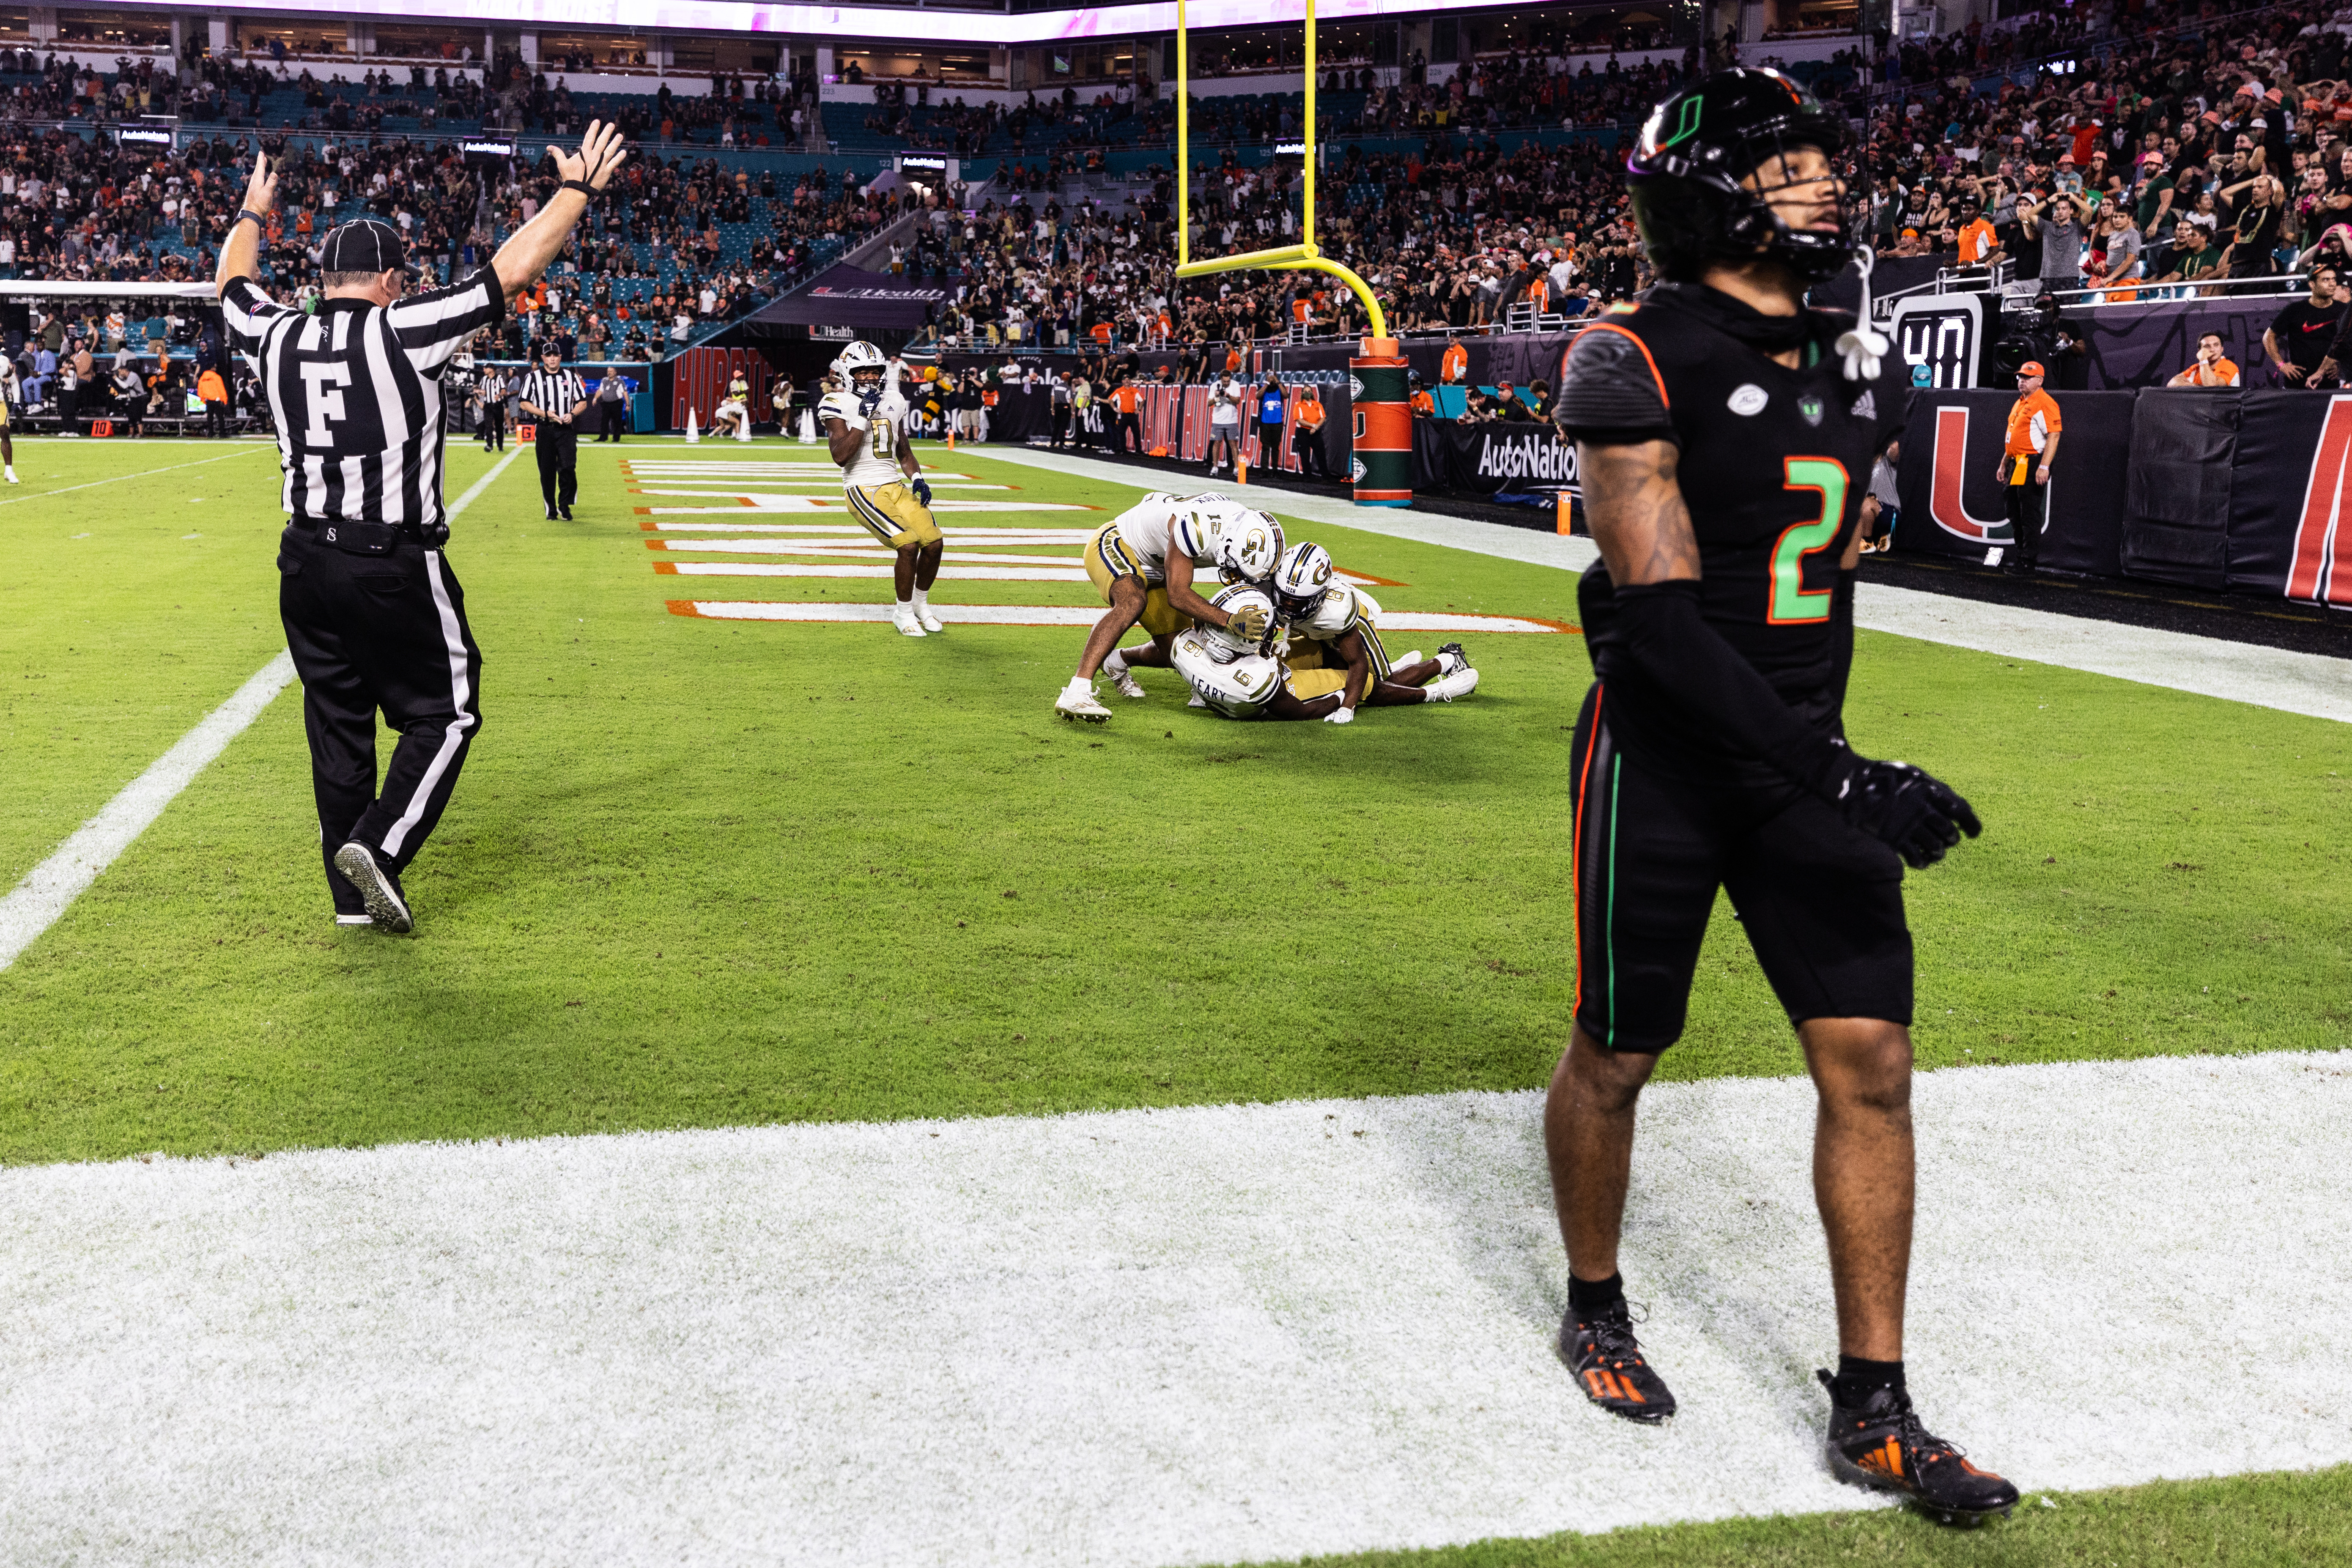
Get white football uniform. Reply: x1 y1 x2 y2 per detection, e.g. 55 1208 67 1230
820 387 912 490
1171 586 1285 718
1288 584 1393 683
1096 491 1257 584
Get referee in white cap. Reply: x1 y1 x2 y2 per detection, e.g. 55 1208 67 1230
214 121 630 934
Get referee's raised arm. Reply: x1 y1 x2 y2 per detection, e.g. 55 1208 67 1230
212 124 632 936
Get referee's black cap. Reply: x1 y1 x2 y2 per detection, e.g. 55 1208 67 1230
320 218 411 276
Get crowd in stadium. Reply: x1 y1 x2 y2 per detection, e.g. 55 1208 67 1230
9 0 2352 412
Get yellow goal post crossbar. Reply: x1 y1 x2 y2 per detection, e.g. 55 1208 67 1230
1173 0 1387 342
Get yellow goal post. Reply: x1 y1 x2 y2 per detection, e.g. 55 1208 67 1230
1173 0 1389 343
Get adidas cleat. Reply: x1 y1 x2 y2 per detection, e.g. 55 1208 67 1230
1436 641 1469 676
915 606 946 633
332 842 413 934
1396 649 1424 669
891 606 928 638
1559 1300 1675 1424
1055 683 1113 724
1817 1370 2019 1526
1101 649 1147 699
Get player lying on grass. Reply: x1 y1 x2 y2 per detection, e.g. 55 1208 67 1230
1056 491 1284 722
820 341 946 638
1173 576 1479 724
1263 541 1479 723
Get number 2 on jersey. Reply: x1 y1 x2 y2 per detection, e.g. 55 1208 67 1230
1769 457 1848 624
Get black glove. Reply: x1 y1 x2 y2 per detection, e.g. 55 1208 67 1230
909 475 932 507
858 386 884 415
1825 743 1983 869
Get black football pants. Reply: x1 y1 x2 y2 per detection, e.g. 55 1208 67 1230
2004 472 2045 568
537 425 578 513
597 401 626 441
481 406 505 450
277 526 483 917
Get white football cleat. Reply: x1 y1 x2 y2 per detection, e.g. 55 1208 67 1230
1055 681 1112 723
892 605 928 637
1425 666 1480 702
1396 649 1423 669
915 605 946 633
1187 691 1207 708
1101 649 1146 699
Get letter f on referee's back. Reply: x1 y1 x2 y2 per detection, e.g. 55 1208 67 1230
215 123 632 935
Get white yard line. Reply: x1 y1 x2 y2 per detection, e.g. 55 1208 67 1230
979 447 2352 725
1 1051 2344 1567
672 600 1564 632
0 442 272 507
0 449 523 973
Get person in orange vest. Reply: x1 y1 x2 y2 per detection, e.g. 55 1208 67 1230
1113 378 1142 452
1292 382 1329 480
197 362 230 438
1440 340 1469 384
2000 362 2062 576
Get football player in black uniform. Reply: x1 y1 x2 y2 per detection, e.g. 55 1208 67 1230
1547 70 2016 1527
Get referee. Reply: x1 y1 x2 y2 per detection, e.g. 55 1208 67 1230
520 343 587 520
215 122 630 934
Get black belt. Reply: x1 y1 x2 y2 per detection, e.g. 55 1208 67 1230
287 517 433 554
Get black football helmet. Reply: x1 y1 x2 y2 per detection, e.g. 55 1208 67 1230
1626 67 1864 284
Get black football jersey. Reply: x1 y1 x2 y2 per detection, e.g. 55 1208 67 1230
1555 282 1910 780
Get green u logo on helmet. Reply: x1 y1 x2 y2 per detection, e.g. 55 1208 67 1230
1662 95 1705 148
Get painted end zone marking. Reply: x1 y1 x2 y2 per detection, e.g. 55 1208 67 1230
667 601 1572 632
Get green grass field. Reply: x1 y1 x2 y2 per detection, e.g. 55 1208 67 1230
1 433 2345 1560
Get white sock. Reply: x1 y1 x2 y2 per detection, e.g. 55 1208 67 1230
3 465 13 477
911 587 930 612
896 595 914 612
1066 675 1093 694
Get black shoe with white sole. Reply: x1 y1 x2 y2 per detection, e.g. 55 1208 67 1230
331 842 413 933
559 504 574 521
545 507 560 521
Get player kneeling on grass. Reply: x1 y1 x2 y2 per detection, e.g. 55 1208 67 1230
1266 542 1479 723
821 340 946 637
1057 492 1283 721
710 373 752 439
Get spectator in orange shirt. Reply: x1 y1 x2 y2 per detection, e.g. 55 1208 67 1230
1292 383 1330 480
1440 340 1468 384
1955 200 2000 271
2168 332 2241 386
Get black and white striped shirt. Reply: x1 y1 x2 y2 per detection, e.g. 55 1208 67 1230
519 367 587 425
222 269 505 536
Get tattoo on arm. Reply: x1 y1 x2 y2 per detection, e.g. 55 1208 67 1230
1577 439 1702 585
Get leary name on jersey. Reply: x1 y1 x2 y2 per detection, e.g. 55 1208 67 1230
1554 284 1909 781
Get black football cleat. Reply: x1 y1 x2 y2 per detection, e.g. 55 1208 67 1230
332 842 414 934
1559 1300 1676 1424
1817 1370 2019 1526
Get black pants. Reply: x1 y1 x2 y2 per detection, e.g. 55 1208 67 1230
1050 404 1069 448
58 387 77 428
206 400 230 438
2004 472 2045 568
277 525 483 916
481 406 505 450
1259 420 1284 468
1296 425 1329 479
597 400 626 440
1118 410 1142 452
537 425 578 513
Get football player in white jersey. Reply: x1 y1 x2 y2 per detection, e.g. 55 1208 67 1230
710 371 752 439
1056 491 1284 722
1265 542 1480 722
820 340 947 637
1171 585 1345 721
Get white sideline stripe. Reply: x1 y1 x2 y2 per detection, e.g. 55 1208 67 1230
0 448 523 973
1 1052 2344 1566
0 443 271 508
981 446 2352 725
674 600 1566 632
0 653 295 971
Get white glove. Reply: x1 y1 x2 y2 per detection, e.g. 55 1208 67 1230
1323 706 1356 725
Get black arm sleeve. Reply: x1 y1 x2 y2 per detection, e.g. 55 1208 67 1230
1614 580 1848 795
1826 568 1859 724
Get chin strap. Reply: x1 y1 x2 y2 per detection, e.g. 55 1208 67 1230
1834 249 1891 384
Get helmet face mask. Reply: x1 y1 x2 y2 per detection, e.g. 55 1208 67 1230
832 340 890 395
1628 68 1866 286
1270 541 1335 622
